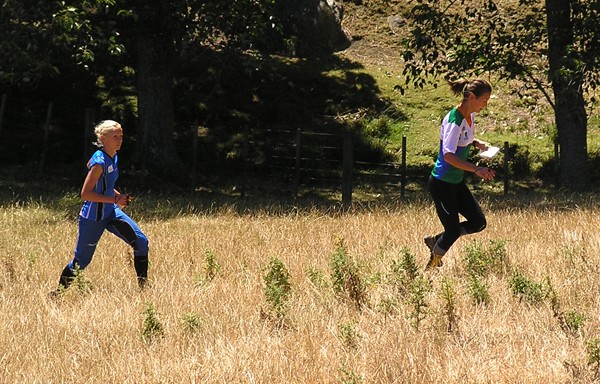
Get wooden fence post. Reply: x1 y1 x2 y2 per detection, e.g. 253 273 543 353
342 133 353 210
295 128 302 198
401 135 407 198
0 94 7 135
241 125 249 198
503 141 509 195
84 108 96 162
191 122 199 194
141 120 148 175
38 102 53 174
554 140 560 189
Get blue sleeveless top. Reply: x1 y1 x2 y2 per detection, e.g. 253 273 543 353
79 150 119 221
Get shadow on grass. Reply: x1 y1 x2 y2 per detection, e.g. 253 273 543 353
4 162 600 222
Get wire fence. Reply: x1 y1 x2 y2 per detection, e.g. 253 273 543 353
2 95 515 207
219 126 512 209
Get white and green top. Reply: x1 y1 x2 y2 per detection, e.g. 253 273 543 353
431 107 475 184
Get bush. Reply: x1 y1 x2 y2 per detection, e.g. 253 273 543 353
389 247 419 296
142 302 164 341
463 239 508 278
467 273 490 306
330 240 367 309
263 257 292 319
406 275 431 329
181 312 203 334
508 268 546 304
440 277 458 332
586 338 600 379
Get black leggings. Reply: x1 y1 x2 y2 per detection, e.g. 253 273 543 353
428 175 487 253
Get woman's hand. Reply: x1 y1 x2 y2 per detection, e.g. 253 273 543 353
474 166 495 180
473 139 490 152
115 193 133 208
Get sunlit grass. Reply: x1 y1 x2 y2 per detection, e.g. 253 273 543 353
2 194 600 383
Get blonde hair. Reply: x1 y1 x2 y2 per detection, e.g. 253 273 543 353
92 120 121 148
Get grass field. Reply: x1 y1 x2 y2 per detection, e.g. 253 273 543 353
2 3 600 383
2 194 600 383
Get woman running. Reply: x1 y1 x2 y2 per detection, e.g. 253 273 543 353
52 120 149 292
424 79 495 270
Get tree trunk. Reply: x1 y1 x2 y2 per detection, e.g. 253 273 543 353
546 0 588 190
135 17 188 184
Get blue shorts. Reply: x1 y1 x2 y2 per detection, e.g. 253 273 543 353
69 207 149 269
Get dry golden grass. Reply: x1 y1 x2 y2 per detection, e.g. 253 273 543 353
2 197 600 383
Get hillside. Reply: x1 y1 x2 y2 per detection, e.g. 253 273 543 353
333 0 600 191
340 1 406 68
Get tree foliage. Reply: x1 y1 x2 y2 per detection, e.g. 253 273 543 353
1 0 89 86
399 0 600 190
400 0 599 92
1 0 285 182
0 0 281 85
400 1 546 95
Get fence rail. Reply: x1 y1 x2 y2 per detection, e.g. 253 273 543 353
226 126 513 209
1 95 516 207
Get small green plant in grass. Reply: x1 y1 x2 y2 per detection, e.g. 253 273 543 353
72 264 93 294
467 273 490 306
364 116 392 139
407 275 431 329
338 322 360 350
548 278 586 335
559 240 586 268
377 297 398 320
547 277 561 315
203 250 220 282
263 257 292 319
307 266 328 289
389 247 419 296
339 366 363 384
26 252 38 268
330 240 367 310
365 271 383 285
142 302 164 341
330 240 350 294
440 277 458 332
508 268 546 304
463 239 508 278
547 278 573 335
586 338 600 379
563 310 586 334
181 312 203 334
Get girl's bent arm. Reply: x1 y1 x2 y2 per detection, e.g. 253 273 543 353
443 152 494 180
443 152 478 173
80 164 115 203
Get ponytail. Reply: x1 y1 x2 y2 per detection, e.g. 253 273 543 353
448 78 492 99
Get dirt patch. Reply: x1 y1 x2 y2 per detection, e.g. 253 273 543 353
338 2 405 69
337 38 403 69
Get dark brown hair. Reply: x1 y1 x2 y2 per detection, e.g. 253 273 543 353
448 78 492 99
